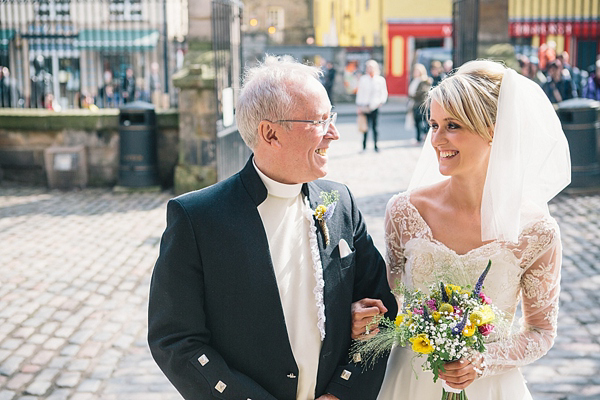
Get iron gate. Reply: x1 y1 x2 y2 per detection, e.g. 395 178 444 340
212 0 250 181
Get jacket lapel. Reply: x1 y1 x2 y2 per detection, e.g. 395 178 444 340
238 157 298 366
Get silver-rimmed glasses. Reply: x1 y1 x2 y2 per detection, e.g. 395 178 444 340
270 112 338 135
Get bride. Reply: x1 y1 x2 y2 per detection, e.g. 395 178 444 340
357 60 571 399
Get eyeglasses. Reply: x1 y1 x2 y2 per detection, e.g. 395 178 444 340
271 112 338 135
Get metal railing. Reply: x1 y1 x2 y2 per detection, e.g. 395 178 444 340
216 124 251 181
212 0 247 181
0 0 186 110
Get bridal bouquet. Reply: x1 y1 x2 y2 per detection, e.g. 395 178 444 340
353 260 503 400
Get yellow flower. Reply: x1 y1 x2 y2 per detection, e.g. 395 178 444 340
462 323 476 337
314 205 327 220
409 334 434 354
432 311 441 322
469 305 495 327
445 284 461 297
439 303 454 315
395 314 406 326
460 289 472 296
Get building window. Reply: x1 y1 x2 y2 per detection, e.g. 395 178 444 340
110 0 143 21
35 0 71 22
266 7 284 43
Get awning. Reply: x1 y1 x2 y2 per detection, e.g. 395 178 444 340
0 29 16 50
77 29 159 50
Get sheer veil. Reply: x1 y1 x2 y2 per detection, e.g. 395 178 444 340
408 62 571 243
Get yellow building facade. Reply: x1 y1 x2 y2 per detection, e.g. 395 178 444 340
314 0 383 46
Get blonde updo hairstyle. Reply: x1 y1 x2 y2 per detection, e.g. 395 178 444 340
425 60 506 142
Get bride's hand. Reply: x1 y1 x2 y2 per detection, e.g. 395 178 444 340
351 298 387 340
438 356 481 389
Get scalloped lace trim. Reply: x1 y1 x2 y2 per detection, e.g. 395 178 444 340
304 198 326 341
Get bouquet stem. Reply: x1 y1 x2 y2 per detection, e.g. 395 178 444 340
442 389 468 400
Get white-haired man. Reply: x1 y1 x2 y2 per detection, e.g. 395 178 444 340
148 56 397 400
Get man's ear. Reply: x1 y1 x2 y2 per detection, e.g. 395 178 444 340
258 120 282 148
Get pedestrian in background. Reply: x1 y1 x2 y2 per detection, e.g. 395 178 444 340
430 60 445 87
323 61 336 104
121 67 136 104
407 63 432 143
356 59 387 152
542 60 577 104
583 60 600 101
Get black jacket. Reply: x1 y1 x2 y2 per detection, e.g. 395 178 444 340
148 157 397 399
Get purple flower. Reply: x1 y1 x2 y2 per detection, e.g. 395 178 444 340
441 282 449 303
452 312 469 335
426 299 437 311
323 202 337 220
473 260 492 297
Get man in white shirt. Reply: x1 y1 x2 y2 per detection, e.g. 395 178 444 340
148 55 397 400
355 60 388 152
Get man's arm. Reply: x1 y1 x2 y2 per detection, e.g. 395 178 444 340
323 187 398 400
148 199 276 400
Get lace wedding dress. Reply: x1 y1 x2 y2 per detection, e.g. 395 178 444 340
377 192 562 400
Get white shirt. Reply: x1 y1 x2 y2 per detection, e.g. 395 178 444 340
253 162 322 400
355 74 388 111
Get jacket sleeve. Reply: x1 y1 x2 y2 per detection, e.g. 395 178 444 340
324 187 398 400
148 199 276 400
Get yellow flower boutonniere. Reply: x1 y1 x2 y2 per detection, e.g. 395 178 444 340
313 190 340 246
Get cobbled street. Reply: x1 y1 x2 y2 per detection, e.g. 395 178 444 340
1 135 599 399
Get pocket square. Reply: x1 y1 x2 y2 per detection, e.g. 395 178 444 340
338 239 352 258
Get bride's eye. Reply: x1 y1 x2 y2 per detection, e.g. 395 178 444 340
429 123 438 131
447 123 460 130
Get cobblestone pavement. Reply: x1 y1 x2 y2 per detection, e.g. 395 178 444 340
1 137 599 399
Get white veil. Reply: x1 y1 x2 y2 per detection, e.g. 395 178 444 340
408 63 571 243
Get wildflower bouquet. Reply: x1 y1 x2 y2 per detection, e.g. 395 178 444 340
353 260 502 400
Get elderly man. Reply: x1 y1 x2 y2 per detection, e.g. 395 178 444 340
148 56 397 400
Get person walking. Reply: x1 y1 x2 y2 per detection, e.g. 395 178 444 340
583 60 600 101
356 60 388 152
407 63 432 143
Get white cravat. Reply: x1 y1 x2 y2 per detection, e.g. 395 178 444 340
253 162 322 400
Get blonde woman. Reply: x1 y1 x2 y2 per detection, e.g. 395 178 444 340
355 60 571 399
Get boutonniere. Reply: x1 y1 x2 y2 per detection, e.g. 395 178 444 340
314 190 340 246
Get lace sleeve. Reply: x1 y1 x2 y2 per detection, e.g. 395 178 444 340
479 222 562 378
384 194 412 290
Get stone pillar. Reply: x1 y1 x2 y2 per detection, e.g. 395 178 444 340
477 0 517 68
171 0 218 195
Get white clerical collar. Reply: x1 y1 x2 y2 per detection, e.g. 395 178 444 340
253 159 303 199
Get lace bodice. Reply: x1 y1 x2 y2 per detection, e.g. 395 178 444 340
385 192 562 378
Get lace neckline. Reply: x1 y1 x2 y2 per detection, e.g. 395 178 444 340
403 192 501 257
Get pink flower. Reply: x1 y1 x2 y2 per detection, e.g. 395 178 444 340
413 308 424 315
426 299 437 311
478 324 495 336
479 292 492 305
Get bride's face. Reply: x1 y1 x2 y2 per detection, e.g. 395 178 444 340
428 100 491 178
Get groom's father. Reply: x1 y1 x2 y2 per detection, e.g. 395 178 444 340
148 56 397 400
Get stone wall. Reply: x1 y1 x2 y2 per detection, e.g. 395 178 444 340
0 109 179 188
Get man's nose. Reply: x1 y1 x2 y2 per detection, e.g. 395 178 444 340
327 122 340 140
